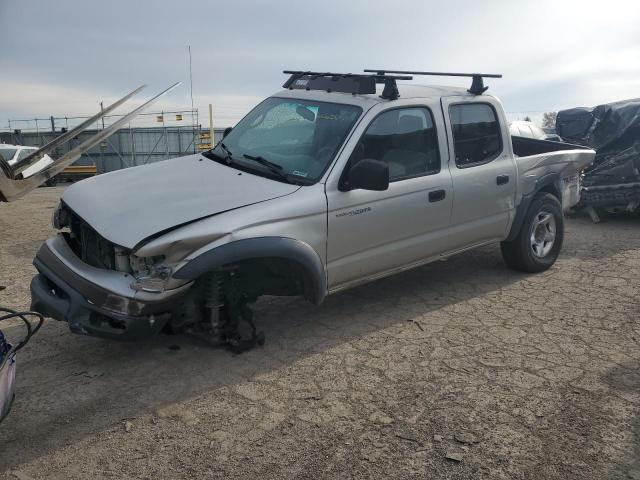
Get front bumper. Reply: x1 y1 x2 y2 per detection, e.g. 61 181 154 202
30 235 192 340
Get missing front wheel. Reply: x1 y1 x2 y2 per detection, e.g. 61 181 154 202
185 271 265 354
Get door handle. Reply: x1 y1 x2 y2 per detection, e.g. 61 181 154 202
497 175 510 185
429 189 446 202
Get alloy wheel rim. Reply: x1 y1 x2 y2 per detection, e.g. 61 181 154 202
530 211 556 258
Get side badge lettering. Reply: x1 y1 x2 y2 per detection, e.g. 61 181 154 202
335 207 371 218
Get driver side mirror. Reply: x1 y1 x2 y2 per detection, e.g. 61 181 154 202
345 159 389 191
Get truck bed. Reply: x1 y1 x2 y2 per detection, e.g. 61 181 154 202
511 136 596 209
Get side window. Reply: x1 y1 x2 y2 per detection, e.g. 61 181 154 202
449 104 502 167
350 107 440 181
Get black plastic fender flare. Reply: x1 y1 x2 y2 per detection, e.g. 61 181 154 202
505 173 563 242
172 237 327 305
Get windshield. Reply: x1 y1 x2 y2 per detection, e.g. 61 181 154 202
216 97 362 183
0 147 18 163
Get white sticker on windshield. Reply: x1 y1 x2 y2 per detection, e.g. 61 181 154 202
292 170 308 177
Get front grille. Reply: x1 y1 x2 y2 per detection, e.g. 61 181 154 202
64 208 117 270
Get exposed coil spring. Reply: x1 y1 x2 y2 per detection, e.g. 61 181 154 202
203 271 224 310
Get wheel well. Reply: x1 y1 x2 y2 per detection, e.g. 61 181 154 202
505 180 562 242
173 237 328 305
538 183 562 203
166 255 323 335
220 257 314 301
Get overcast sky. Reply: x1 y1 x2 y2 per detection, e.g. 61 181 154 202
1 0 639 129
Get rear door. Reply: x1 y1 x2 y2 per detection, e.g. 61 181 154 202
325 101 452 289
441 96 517 252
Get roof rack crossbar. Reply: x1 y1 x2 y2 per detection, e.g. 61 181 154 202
364 69 502 95
282 70 412 100
283 70 412 81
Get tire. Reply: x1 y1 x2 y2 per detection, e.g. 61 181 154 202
501 192 564 273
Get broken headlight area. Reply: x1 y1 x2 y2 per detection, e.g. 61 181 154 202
129 254 173 293
52 201 71 230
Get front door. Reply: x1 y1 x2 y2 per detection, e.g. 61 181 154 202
326 104 452 290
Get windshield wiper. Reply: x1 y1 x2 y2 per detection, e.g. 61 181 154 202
243 154 283 171
206 148 311 185
242 154 316 185
203 142 234 164
219 142 233 163
242 153 293 182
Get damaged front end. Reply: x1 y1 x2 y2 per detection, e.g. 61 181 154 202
30 234 193 339
35 203 266 351
33 200 194 339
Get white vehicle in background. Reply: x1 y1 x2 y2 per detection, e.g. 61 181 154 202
0 144 55 179
509 120 562 142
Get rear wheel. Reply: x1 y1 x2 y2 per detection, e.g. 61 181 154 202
501 192 563 273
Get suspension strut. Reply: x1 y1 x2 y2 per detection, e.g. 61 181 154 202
203 271 224 335
199 271 265 353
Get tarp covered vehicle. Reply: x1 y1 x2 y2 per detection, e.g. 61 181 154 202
556 98 640 213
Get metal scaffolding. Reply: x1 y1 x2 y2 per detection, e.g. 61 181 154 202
1 109 227 174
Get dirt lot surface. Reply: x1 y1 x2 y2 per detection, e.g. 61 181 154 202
1 186 639 479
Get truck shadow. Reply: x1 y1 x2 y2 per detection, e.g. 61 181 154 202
0 244 524 470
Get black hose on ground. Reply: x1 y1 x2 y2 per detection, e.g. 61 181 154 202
0 306 45 423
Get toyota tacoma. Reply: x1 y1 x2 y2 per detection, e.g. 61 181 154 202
27 70 596 350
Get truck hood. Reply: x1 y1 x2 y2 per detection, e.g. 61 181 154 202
62 154 300 249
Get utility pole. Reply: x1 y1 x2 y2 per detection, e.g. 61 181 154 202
99 101 104 171
209 104 214 147
189 45 196 154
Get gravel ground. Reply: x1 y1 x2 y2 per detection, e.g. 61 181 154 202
0 186 639 479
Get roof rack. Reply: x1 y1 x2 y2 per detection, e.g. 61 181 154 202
282 71 412 100
364 69 502 95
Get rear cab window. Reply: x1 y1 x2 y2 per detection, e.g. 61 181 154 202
449 103 503 168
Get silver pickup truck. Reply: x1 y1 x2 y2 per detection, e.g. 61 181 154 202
26 70 595 349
